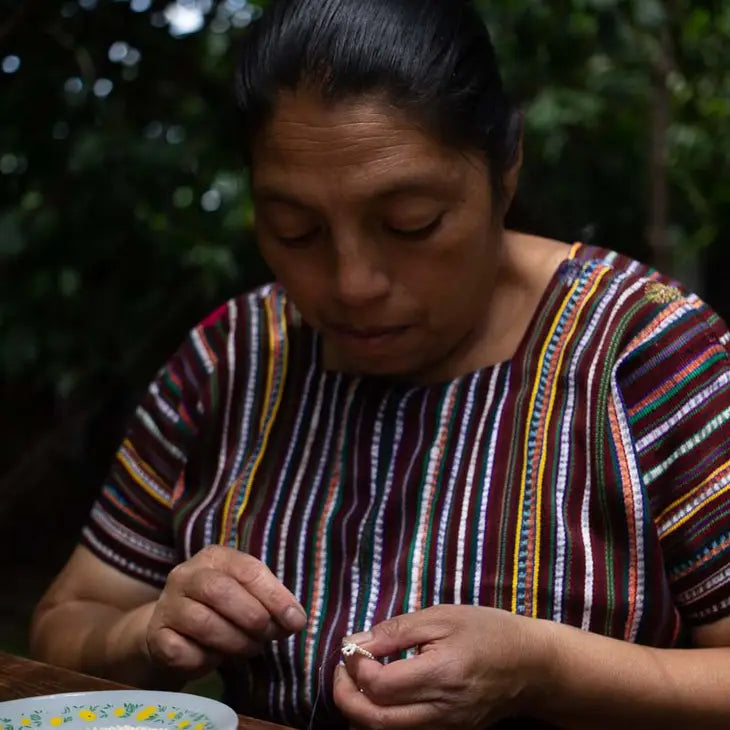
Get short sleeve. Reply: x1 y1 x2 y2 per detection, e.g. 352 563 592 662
622 294 730 625
81 303 228 587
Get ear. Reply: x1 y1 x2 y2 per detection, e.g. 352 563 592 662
501 110 524 213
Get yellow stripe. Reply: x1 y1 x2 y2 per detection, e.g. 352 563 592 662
511 274 583 613
531 268 608 616
234 299 289 536
257 297 277 433
118 443 170 507
656 458 730 524
218 296 287 544
661 480 730 539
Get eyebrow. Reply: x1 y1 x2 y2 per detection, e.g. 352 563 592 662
252 175 459 208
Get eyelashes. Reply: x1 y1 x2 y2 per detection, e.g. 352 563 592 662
385 214 444 241
274 214 444 248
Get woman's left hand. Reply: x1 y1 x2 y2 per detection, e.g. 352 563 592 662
333 604 553 729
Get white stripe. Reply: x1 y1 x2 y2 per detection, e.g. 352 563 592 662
305 380 358 703
346 394 389 634
184 298 244 554
81 527 168 585
317 384 367 712
434 374 478 604
118 444 171 504
454 369 497 603
609 375 647 641
406 381 459 615
90 504 177 561
692 593 730 621
149 381 180 425
581 278 645 630
261 337 319 567
335 397 367 640
552 272 623 621
635 371 730 452
658 471 730 537
644 406 730 485
384 394 430 631
364 390 414 627
262 338 319 722
227 292 291 547
273 371 327 714
136 407 185 461
191 328 215 374
677 561 730 605
474 365 510 604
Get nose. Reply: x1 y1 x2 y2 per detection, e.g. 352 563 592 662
332 242 390 308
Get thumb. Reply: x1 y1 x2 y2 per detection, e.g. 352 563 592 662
344 610 439 658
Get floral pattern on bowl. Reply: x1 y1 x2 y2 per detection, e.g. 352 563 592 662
0 690 238 730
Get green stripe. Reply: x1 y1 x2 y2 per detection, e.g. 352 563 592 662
594 299 644 634
630 353 726 423
402 387 450 615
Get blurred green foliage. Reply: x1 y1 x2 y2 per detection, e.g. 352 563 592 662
490 0 730 266
1 0 271 407
0 0 728 507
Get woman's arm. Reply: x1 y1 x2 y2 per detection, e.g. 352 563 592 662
531 616 730 729
31 543 308 691
335 606 730 729
29 545 175 688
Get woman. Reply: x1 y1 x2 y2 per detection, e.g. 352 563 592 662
30 1 730 728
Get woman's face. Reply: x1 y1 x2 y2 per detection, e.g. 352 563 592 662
252 89 508 382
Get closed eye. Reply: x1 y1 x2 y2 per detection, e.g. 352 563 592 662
386 214 444 241
277 229 320 247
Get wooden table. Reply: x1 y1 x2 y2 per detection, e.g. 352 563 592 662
0 652 291 730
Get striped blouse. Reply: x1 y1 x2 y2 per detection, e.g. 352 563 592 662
82 243 730 728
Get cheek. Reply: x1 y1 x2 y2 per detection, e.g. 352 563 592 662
396 238 488 300
258 242 328 312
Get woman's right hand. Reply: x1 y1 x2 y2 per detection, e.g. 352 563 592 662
145 545 307 678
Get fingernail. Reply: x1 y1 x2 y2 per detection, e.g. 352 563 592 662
345 631 373 645
282 604 307 631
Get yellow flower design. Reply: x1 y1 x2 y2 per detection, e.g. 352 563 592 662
178 721 191 729
49 717 63 727
193 723 205 730
166 713 178 720
78 710 96 722
113 708 125 718
20 719 31 727
645 281 681 305
135 706 158 722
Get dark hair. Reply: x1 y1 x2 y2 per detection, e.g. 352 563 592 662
235 0 522 205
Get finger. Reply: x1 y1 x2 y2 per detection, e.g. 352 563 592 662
333 664 439 730
342 652 443 706
184 568 283 640
198 547 308 632
148 626 221 674
345 608 448 658
168 596 266 656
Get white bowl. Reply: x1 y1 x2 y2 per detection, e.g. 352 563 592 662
0 690 238 730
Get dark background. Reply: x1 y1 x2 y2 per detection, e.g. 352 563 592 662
1 0 729 674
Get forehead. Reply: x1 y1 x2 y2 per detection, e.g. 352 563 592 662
250 90 475 199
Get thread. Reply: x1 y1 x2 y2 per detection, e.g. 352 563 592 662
307 646 343 730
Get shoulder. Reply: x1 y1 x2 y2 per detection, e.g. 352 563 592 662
181 283 304 373
566 243 729 358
